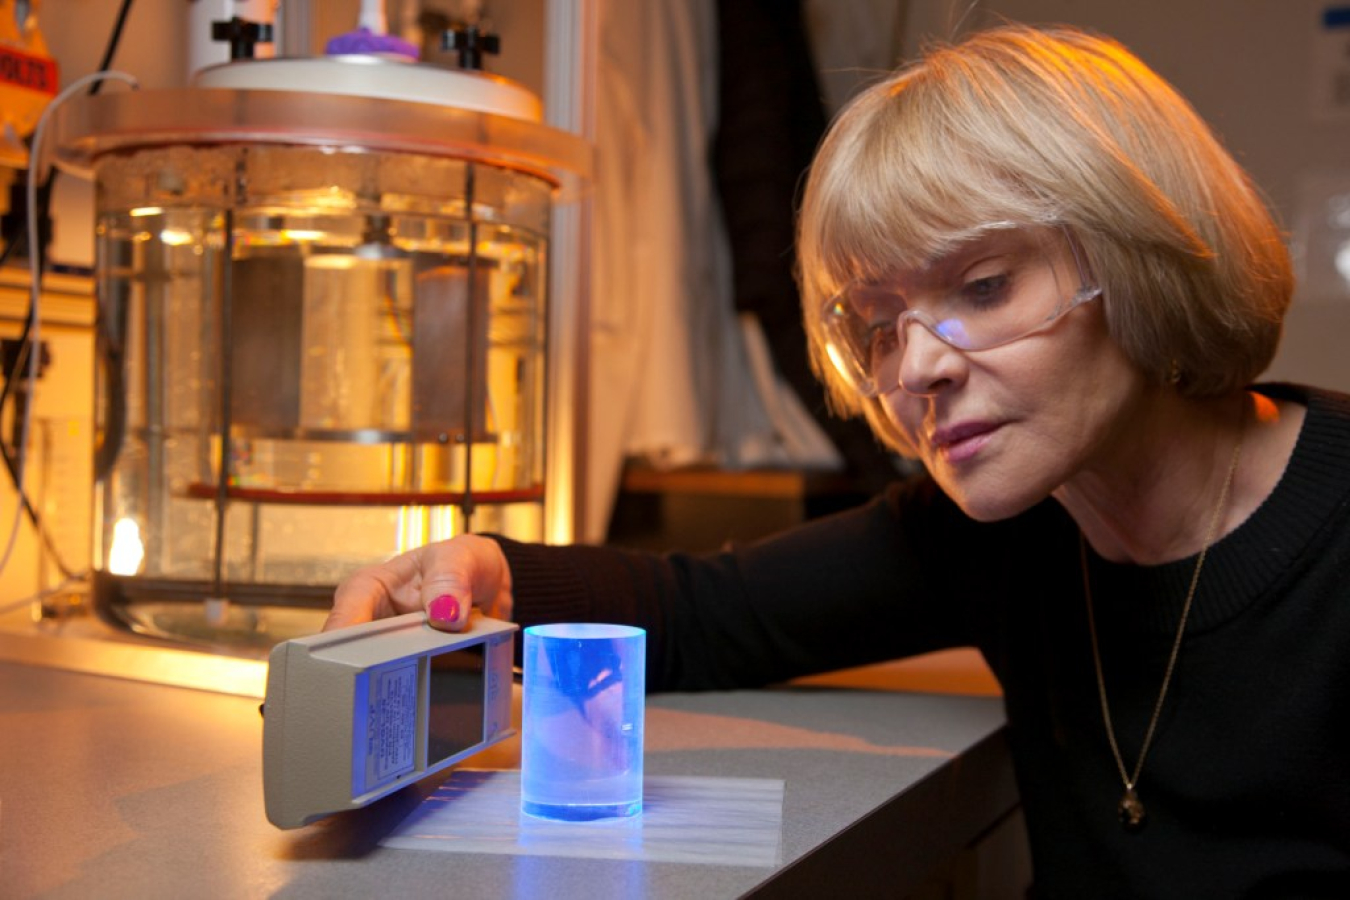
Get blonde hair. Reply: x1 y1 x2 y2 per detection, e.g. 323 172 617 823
798 24 1293 451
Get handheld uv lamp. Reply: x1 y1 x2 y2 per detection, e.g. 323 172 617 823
262 612 516 828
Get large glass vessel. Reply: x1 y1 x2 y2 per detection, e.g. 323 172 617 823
53 57 589 647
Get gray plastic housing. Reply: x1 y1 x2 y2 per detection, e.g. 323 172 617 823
263 612 517 828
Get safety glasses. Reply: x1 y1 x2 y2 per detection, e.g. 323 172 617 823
821 224 1101 398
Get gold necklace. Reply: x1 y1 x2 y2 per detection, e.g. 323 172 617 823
1080 433 1244 832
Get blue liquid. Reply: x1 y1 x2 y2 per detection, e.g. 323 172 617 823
521 623 645 821
521 795 643 822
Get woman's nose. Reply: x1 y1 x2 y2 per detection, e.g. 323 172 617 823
896 322 966 395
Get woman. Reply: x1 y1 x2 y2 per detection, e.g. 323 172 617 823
326 24 1350 896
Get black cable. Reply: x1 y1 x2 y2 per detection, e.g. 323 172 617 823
92 0 136 82
0 229 18 268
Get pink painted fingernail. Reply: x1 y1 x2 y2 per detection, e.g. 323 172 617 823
428 594 461 625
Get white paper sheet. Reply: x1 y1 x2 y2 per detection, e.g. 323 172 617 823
381 769 784 868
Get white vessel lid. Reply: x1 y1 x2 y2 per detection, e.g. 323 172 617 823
192 55 542 123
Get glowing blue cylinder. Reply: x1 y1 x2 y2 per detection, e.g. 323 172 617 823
521 623 646 820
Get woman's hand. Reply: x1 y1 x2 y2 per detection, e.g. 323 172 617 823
324 534 514 632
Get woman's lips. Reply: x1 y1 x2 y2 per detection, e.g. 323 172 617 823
931 421 1000 463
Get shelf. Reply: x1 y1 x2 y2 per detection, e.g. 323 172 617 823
185 481 545 506
619 463 852 500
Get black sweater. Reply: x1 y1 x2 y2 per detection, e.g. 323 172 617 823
498 384 1350 897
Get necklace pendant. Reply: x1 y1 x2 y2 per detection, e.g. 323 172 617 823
1118 787 1147 832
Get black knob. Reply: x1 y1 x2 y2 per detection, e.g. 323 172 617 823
442 25 501 71
211 17 275 61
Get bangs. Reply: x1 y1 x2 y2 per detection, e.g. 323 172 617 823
802 69 1061 298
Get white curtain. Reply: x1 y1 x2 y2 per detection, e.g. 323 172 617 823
583 0 842 542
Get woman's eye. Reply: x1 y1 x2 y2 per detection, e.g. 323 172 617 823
866 320 899 361
959 273 1012 309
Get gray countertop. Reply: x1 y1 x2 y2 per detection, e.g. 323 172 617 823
0 658 1015 899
